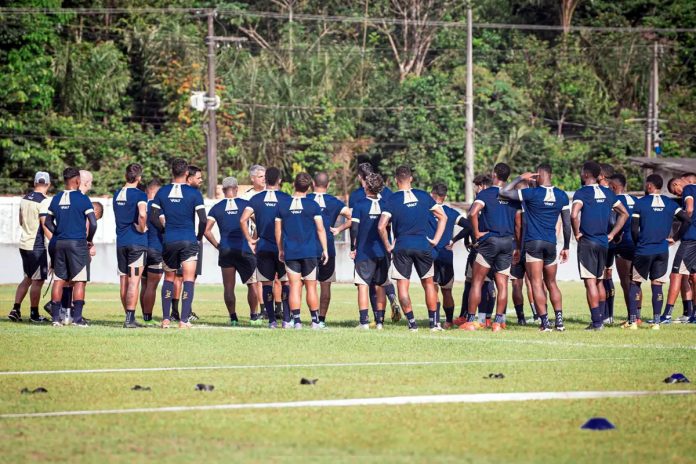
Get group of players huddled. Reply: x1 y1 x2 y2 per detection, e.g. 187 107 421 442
8 158 696 332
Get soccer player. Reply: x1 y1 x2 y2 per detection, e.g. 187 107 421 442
275 173 329 329
509 179 536 325
8 172 52 323
378 166 447 332
500 164 572 332
113 163 148 328
461 163 520 332
349 162 402 323
205 177 259 326
44 167 97 327
241 167 291 327
599 163 618 324
429 182 468 329
571 162 628 331
667 175 696 323
350 173 389 329
308 172 351 328
626 174 689 330
139 178 164 326
150 158 206 329
607 173 641 325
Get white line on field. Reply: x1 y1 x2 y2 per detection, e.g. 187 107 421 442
0 356 678 376
2 390 693 419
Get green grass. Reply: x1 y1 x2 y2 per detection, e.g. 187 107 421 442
1 282 695 463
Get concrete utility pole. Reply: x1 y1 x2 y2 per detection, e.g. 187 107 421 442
206 10 217 199
645 40 660 159
465 4 475 204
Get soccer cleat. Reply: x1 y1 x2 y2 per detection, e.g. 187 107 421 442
674 315 691 324
443 322 454 330
282 321 293 329
689 317 696 324
376 323 384 330
311 322 322 330
73 318 89 327
52 321 62 327
539 324 552 332
161 319 171 329
249 318 262 327
650 323 660 330
555 314 565 332
491 322 503 333
484 319 492 329
189 312 199 322
30 314 50 323
141 319 159 327
268 321 277 329
274 307 283 321
230 320 239 327
178 321 192 329
8 310 22 322
602 317 614 325
459 322 478 331
293 322 303 330
621 322 639 330
430 324 444 332
660 316 672 324
356 323 370 330
391 303 402 323
453 316 468 326
585 324 604 331
259 309 268 320
517 318 527 326
318 321 327 329
123 321 140 329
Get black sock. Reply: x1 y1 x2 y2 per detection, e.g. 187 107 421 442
30 306 38 318
530 303 538 319
444 306 454 323
310 310 319 324
171 298 180 316
161 280 173 320
514 304 524 320
319 315 326 323
405 311 416 329
590 306 602 327
554 310 563 324
181 281 195 323
377 310 385 324
12 303 20 311
61 286 73 309
685 300 694 318
274 301 282 315
598 300 606 321
604 279 615 318
359 309 369 325
125 309 135 324
539 313 549 327
428 311 436 328
651 284 663 322
291 309 301 324
50 301 61 322
143 313 152 321
72 300 85 322
663 304 674 319
282 285 291 322
230 313 238 322
250 312 259 321
460 282 471 317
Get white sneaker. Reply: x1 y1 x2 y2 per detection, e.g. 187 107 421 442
356 323 370 330
408 327 419 332
311 322 322 330
430 324 444 332
376 323 384 330
675 315 690 324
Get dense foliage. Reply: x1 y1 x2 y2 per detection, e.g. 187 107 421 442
2 0 695 197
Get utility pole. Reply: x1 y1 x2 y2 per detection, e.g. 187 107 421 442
205 10 217 199
645 40 660 159
465 4 474 204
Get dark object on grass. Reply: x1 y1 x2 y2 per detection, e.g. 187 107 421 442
300 378 318 385
664 373 690 384
195 384 215 391
485 373 505 379
131 385 151 391
21 387 48 394
581 417 616 430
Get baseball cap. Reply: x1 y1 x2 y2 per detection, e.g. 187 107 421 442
34 172 50 184
222 177 238 189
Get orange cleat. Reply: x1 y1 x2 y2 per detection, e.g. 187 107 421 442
459 322 479 331
491 322 503 333
453 316 468 326
501 322 507 329
443 322 454 330
484 319 492 329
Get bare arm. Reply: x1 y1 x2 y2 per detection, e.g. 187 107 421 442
468 202 485 241
429 205 447 246
136 202 148 233
204 219 219 249
315 217 329 264
331 207 352 235
686 197 694 218
570 201 582 240
609 202 628 242
631 215 640 245
514 211 523 250
499 173 536 201
378 214 393 253
240 207 258 251
275 219 284 262
40 216 53 241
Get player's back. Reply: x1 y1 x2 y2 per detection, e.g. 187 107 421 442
384 188 437 251
19 191 50 251
616 193 637 247
633 194 680 255
113 187 148 247
353 197 387 261
681 184 696 241
277 196 321 260
209 197 249 251
308 192 345 256
520 186 569 244
349 185 392 209
154 183 204 243
572 184 617 247
247 189 291 253
48 190 94 240
475 186 519 239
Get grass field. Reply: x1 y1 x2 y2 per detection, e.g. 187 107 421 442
1 281 695 463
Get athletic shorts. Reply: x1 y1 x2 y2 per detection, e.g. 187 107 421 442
614 245 635 262
162 241 199 273
392 248 434 280
117 245 147 276
218 248 256 284
176 241 203 277
434 259 454 289
285 258 318 281
20 249 48 281
632 252 669 283
48 242 56 270
672 240 696 275
474 236 514 276
525 240 557 267
510 249 526 280
53 240 89 282
606 247 616 269
318 256 336 283
577 239 607 280
354 257 390 286
465 250 493 282
256 251 287 282
146 247 163 273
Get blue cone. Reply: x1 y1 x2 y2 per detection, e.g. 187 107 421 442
581 417 616 431
665 373 690 383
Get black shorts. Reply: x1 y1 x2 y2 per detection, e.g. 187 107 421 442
20 249 48 281
474 236 514 276
606 247 616 268
162 241 199 273
525 240 557 267
577 239 607 280
285 258 318 280
672 240 696 275
614 245 635 262
434 259 454 289
146 247 163 273
392 248 434 280
510 250 526 280
318 256 336 283
53 240 89 282
176 241 203 276
256 251 287 282
117 245 147 276
632 252 669 283
354 257 390 286
218 248 256 284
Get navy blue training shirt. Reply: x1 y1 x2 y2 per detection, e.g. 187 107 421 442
276 196 323 260
427 204 466 263
615 193 637 248
473 186 520 241
681 184 696 241
518 186 570 245
633 194 681 256
382 189 440 251
349 186 392 209
47 190 94 241
308 192 347 257
572 184 620 247
352 197 388 261
113 187 148 248
146 200 164 251
152 183 205 244
245 189 291 253
208 197 250 252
